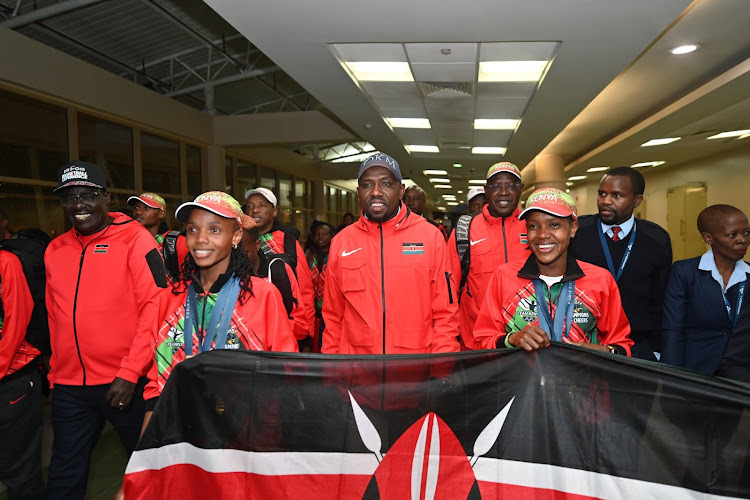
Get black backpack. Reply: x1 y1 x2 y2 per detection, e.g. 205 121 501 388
454 213 481 303
0 238 50 355
257 254 298 319
260 225 299 278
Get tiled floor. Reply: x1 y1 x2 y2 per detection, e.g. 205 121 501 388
0 400 128 500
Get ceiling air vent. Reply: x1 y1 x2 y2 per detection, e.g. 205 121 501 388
417 82 474 99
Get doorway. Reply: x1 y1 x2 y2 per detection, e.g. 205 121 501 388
666 183 707 261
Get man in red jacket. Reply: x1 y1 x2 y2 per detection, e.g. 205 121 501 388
322 153 459 354
44 161 167 500
447 162 530 349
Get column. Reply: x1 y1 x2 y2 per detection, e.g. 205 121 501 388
534 154 566 191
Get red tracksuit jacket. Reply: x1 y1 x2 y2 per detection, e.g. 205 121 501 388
322 205 459 354
45 213 166 387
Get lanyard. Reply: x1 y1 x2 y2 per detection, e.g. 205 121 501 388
533 280 576 341
597 220 636 282
722 281 746 327
183 275 242 355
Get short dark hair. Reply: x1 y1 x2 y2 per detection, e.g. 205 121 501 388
602 167 645 196
697 204 745 234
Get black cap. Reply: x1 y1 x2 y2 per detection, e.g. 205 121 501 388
54 160 107 192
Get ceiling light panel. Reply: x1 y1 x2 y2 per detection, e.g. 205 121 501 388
670 44 699 55
641 137 680 147
423 170 448 175
474 119 519 130
346 62 414 82
478 61 548 82
568 176 587 181
472 147 507 155
435 184 452 189
631 161 666 168
707 129 750 140
447 202 459 206
387 118 430 129
428 178 451 183
406 145 439 153
469 180 486 185
587 166 609 172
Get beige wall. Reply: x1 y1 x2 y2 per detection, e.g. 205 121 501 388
569 144 750 227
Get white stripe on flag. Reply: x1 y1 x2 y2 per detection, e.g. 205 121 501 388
127 443 744 500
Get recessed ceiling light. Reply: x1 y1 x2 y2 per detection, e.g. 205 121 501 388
387 118 430 129
566 182 574 186
442 194 456 199
346 61 414 82
670 44 699 55
568 176 587 181
473 119 519 130
447 202 459 206
707 129 750 140
456 190 464 194
472 146 507 155
452 163 463 168
435 184 452 189
587 166 609 172
468 180 485 185
641 137 680 147
428 178 451 183
423 170 448 175
631 161 666 168
406 145 440 153
566 189 570 193
478 61 547 82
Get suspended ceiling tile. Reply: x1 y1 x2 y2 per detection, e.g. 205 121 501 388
405 43 478 63
410 62 477 82
473 130 513 147
431 119 474 131
476 82 536 98
435 129 474 143
361 81 420 98
396 128 437 144
380 107 428 119
475 97 529 118
424 98 474 120
479 41 559 61
331 43 408 62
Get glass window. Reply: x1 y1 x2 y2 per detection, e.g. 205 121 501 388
259 167 276 192
294 178 306 209
0 182 67 238
278 173 292 209
237 161 257 201
224 156 234 196
79 114 134 190
142 133 180 195
0 90 67 181
186 144 202 197
328 185 338 213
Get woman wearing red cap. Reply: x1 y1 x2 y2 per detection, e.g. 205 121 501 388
473 188 633 355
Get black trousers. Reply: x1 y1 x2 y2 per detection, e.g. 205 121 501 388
44 378 146 500
0 364 44 500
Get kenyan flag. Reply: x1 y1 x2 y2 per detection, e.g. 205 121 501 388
124 347 750 499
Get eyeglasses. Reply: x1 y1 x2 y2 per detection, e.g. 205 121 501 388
486 182 521 191
59 192 102 207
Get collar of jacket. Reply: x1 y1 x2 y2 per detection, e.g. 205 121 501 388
357 202 411 233
481 205 521 225
190 257 236 295
517 250 585 283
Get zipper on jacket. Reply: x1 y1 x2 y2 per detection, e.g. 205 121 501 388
72 225 113 385
502 218 508 262
72 250 88 385
445 272 454 304
379 223 386 354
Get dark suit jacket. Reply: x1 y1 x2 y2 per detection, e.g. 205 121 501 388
661 257 749 375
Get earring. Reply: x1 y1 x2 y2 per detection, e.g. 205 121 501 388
233 244 238 249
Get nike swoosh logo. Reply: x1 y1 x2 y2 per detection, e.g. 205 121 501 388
470 238 487 246
9 395 26 405
342 248 363 257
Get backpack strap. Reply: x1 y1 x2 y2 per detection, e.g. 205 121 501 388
282 230 298 278
267 257 298 318
455 213 479 302
162 230 182 281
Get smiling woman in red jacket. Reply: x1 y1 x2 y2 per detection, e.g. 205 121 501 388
473 188 633 355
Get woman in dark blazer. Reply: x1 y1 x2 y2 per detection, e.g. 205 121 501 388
662 205 750 375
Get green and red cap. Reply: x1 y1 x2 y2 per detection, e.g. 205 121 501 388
519 188 577 221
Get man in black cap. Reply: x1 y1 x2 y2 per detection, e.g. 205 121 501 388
44 160 167 499
322 153 459 355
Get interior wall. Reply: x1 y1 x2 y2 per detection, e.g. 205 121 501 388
568 143 750 227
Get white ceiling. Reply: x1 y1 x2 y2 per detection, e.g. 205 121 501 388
202 0 750 205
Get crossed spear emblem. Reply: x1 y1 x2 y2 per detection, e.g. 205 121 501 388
348 391 515 467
